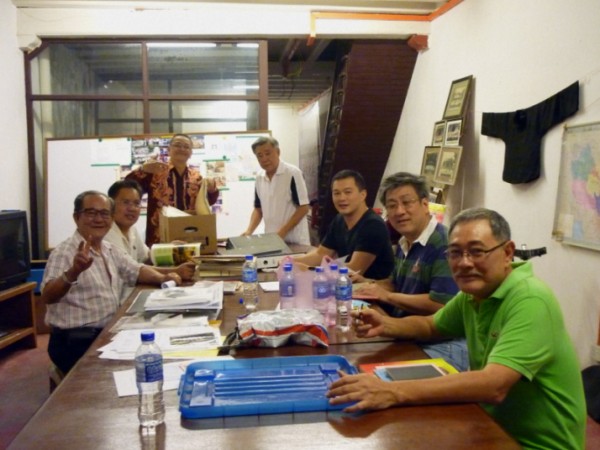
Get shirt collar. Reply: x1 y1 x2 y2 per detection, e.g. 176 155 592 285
74 230 110 257
465 261 530 304
398 215 436 255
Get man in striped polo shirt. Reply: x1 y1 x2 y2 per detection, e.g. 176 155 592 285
355 172 468 371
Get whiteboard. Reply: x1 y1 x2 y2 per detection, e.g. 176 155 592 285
45 132 268 250
46 138 125 249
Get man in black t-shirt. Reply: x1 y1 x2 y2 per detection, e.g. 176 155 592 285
294 170 394 280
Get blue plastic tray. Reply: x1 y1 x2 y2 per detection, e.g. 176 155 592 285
178 355 357 419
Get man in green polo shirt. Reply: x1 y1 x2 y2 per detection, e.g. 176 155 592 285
327 207 586 450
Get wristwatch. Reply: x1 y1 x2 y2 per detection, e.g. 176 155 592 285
61 271 79 286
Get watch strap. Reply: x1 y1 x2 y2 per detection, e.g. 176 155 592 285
61 271 78 286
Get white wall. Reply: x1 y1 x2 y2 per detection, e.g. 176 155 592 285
385 0 600 367
0 1 28 213
268 103 301 166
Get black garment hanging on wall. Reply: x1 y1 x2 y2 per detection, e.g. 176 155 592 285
481 81 579 184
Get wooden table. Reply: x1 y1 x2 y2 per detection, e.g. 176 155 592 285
9 280 519 450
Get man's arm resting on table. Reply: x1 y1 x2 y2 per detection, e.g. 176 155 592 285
137 265 180 285
359 281 444 315
345 250 377 278
277 204 309 240
293 245 335 267
328 361 522 413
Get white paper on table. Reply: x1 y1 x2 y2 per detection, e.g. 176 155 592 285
112 356 233 397
259 281 279 292
110 313 209 333
144 281 223 311
98 325 221 360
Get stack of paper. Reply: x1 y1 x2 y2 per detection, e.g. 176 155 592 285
144 281 223 312
98 323 221 360
194 255 245 277
109 313 211 333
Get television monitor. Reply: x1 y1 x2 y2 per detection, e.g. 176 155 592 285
0 210 31 291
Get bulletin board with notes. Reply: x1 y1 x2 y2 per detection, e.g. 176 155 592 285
45 131 270 251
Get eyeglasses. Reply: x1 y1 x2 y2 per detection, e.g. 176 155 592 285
171 142 191 150
446 241 508 263
385 198 420 211
79 208 111 220
117 199 142 209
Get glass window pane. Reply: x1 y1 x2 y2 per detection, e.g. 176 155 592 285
149 100 259 134
31 43 142 95
33 100 144 138
147 43 259 95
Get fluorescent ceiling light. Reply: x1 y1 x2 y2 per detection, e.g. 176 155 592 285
236 43 259 48
148 43 217 48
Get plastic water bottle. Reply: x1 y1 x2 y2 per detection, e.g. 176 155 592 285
279 263 296 309
242 255 259 311
335 267 353 332
135 331 165 428
312 266 330 323
327 263 339 326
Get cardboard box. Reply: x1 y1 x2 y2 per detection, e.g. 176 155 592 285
158 212 217 254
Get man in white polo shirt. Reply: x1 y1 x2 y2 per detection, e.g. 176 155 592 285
242 136 310 245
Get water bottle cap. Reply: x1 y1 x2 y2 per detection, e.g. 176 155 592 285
330 263 338 270
339 267 349 274
141 331 155 342
315 266 324 273
245 255 253 261
283 263 292 271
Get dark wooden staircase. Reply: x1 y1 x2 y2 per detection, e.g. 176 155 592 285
317 39 418 237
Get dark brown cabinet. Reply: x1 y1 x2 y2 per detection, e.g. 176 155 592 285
0 282 37 351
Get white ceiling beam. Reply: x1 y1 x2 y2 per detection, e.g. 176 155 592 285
16 5 431 51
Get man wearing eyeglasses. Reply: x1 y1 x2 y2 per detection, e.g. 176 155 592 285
41 190 188 375
354 172 467 371
126 133 219 246
105 180 196 298
328 207 586 450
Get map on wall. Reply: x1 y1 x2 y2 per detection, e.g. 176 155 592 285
552 122 600 251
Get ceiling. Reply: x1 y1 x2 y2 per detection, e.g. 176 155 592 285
12 1 448 14
13 1 453 103
267 38 337 104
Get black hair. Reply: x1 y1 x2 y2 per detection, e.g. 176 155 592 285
331 169 366 191
107 179 143 199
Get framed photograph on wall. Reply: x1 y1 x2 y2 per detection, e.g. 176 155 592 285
444 119 462 146
431 121 446 146
421 146 441 185
434 146 463 185
442 75 473 120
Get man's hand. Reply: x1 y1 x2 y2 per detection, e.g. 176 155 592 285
353 282 390 302
351 308 386 339
162 272 182 286
175 261 196 281
70 238 94 279
206 177 218 193
327 371 399 413
142 156 168 174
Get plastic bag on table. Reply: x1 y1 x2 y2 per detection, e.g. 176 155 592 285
224 309 329 349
